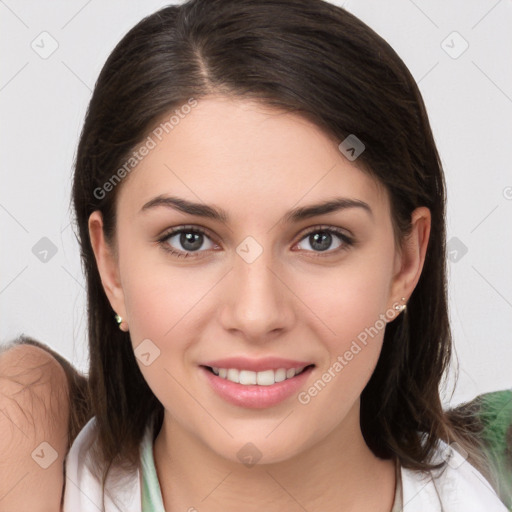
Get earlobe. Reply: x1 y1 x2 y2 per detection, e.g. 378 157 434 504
88 210 127 321
388 207 431 310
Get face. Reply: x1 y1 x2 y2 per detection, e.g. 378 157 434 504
90 95 429 465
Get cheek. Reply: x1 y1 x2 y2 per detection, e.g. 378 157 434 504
301 252 394 346
296 267 392 425
120 245 208 341
120 256 216 385
123 276 201 370
120 268 205 414
295 240 395 407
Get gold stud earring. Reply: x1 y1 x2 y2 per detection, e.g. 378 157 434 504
394 297 407 312
114 313 129 332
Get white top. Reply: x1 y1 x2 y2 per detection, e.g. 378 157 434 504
63 417 509 512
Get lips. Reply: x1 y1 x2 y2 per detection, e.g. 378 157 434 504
200 356 314 372
200 363 315 408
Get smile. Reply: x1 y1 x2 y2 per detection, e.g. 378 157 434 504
200 364 316 409
205 365 313 386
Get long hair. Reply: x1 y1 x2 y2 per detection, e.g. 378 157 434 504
69 0 494 491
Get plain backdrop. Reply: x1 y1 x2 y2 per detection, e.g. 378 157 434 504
1 0 511 406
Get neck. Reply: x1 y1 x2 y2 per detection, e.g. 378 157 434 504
153 401 396 512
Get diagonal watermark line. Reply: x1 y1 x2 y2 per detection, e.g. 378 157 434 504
264 470 310 512
60 265 85 290
267 162 337 234
471 0 502 30
61 61 92 92
471 463 497 494
406 0 439 29
471 265 512 309
0 472 29 503
163 367 233 438
265 409 295 438
0 408 29 438
61 0 93 29
0 0 29 28
163 268 233 337
64 476 102 511
200 471 232 502
266 266 337 336
401 478 431 510
0 62 29 92
0 203 29 233
163 163 234 234
469 204 499 233
104 487 125 512
60 222 71 233
472 61 512 105
484 392 512 420
0 265 28 295
417 61 439 84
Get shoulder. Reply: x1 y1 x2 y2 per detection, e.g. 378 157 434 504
478 389 512 452
401 438 509 511
63 416 142 512
0 341 69 511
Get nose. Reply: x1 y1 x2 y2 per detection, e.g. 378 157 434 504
219 246 295 342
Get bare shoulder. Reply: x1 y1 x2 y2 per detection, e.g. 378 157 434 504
0 342 70 512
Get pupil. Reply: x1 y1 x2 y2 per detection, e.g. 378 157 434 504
181 232 203 251
310 232 331 251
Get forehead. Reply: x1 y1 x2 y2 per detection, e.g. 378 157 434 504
116 96 388 222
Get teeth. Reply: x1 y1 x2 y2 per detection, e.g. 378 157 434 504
210 366 307 385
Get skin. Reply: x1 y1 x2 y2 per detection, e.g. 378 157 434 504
89 95 430 511
0 344 69 512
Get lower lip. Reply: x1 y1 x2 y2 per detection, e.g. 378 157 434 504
200 365 315 409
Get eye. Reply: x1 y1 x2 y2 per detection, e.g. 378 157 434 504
157 224 354 259
157 226 218 258
295 226 354 255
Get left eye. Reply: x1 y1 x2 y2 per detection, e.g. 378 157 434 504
295 227 353 254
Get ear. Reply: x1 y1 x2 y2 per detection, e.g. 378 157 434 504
88 210 127 322
387 206 431 313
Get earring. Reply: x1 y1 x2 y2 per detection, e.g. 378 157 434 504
114 313 129 332
394 297 407 313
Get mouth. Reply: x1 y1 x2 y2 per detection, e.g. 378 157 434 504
199 363 316 408
200 364 316 386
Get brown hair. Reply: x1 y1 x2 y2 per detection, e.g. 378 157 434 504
69 0 495 493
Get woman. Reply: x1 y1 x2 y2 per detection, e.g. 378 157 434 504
63 0 510 509
1 0 509 510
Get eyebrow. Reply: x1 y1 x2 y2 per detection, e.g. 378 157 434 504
140 194 373 223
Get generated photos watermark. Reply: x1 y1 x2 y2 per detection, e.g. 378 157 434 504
93 97 198 200
297 302 403 405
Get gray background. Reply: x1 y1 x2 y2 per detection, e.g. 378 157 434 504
1 0 511 406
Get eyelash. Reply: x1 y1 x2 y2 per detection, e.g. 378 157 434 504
156 225 354 259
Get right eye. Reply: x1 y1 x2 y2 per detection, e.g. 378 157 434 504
157 226 218 258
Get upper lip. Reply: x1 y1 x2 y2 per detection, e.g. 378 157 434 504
200 357 315 372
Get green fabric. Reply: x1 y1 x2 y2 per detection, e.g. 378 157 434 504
478 389 512 510
391 456 403 512
140 422 166 512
